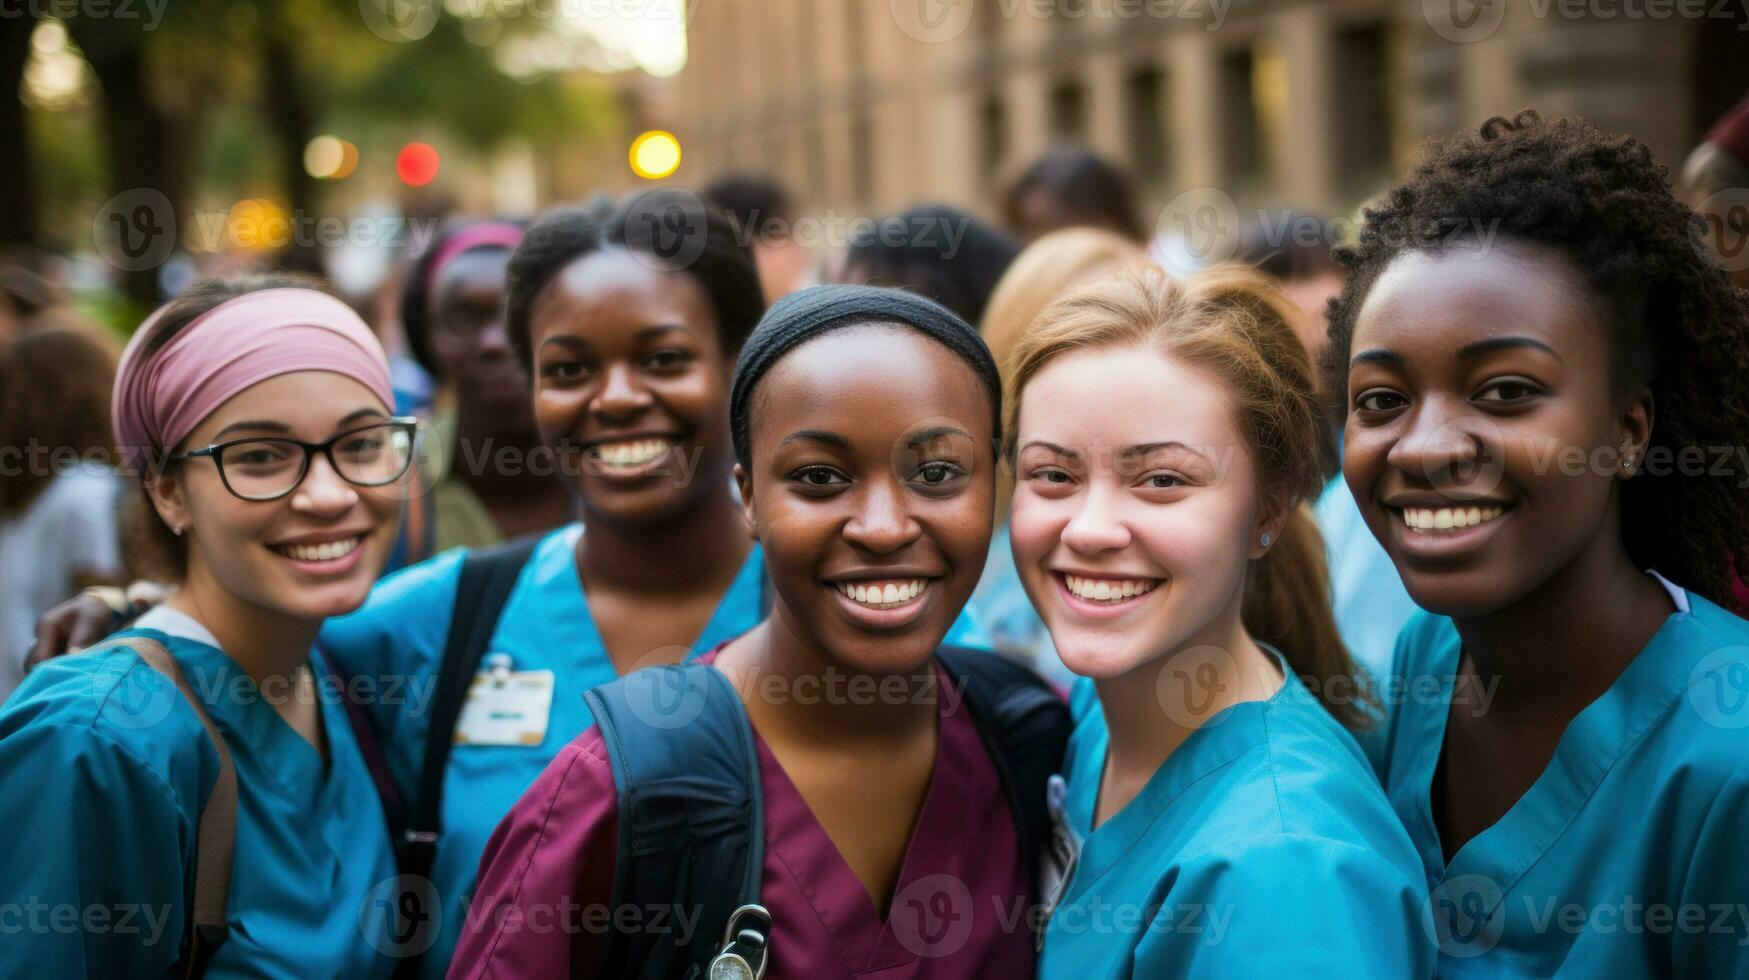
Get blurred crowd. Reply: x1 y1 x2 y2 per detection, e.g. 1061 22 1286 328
2 94 1747 701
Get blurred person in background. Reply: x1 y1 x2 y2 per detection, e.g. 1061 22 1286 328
839 204 1019 327
1001 145 1146 244
976 227 1147 686
1681 96 1749 290
1239 207 1418 686
0 326 126 701
705 174 817 304
1679 97 1749 611
392 220 572 567
1238 208 1348 368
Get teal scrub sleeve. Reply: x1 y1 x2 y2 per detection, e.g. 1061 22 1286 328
0 723 196 977
1675 772 1749 978
1136 835 1436 978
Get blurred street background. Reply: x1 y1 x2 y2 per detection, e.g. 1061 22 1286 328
3 0 1747 330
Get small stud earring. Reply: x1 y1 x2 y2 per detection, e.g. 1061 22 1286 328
1260 532 1272 548
1621 456 1633 471
172 524 184 536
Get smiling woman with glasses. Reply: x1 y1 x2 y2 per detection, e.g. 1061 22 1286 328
0 275 406 978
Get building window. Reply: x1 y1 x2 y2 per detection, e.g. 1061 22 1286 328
1220 47 1263 187
981 92 1008 173
1050 78 1086 142
851 113 872 206
978 0 1003 44
1126 64 1166 186
806 122 826 199
1335 21 1395 196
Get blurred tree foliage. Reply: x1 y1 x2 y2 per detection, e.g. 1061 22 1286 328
9 0 617 303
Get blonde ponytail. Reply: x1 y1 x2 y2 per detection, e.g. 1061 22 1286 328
1245 503 1369 729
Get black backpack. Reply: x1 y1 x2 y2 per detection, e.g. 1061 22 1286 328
582 645 1071 979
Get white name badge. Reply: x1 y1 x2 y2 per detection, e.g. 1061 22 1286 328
454 668 555 747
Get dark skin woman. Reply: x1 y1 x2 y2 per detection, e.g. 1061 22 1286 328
1328 112 1749 973
414 237 573 541
1344 240 1669 852
716 322 995 906
522 243 754 669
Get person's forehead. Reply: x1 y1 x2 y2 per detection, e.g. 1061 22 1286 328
1359 243 1598 340
1019 345 1242 454
753 326 991 433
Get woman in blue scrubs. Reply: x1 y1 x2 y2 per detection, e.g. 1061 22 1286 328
0 277 409 976
313 192 769 973
1006 266 1432 977
1331 112 1749 975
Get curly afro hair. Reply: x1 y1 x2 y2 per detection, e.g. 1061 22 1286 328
1324 110 1749 612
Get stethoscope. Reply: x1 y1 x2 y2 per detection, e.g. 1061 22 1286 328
707 904 772 979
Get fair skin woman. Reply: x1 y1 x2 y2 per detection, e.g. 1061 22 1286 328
146 369 405 753
1011 342 1288 822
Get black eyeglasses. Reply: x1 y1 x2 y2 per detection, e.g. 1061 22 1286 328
170 418 421 502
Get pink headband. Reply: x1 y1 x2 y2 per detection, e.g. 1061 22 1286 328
114 287 394 472
424 222 523 293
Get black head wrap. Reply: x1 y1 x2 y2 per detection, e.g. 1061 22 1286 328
729 284 1002 470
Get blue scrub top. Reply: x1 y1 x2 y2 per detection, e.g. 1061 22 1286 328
1371 577 1749 976
1040 648 1434 979
1315 474 1421 690
316 522 993 976
0 628 397 978
975 523 1073 689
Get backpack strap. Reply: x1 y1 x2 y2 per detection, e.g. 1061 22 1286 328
584 663 765 979
935 646 1072 915
385 535 539 976
102 637 236 980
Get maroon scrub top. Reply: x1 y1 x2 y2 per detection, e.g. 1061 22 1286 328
449 654 1037 979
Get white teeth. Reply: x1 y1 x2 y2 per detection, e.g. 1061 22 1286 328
1401 505 1504 533
835 579 927 608
594 438 672 468
1063 574 1159 603
277 536 362 562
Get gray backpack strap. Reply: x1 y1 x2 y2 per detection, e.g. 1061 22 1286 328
104 637 236 979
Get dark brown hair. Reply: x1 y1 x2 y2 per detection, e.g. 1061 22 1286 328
0 327 118 516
